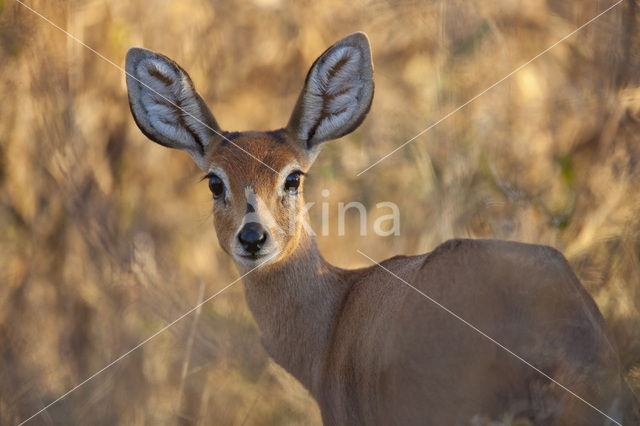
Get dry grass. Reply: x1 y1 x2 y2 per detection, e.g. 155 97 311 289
1 0 639 424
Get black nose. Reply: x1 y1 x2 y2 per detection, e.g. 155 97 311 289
238 222 268 255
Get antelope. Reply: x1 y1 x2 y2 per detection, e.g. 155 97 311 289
125 33 639 425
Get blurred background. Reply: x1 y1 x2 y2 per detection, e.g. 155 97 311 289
1 0 640 424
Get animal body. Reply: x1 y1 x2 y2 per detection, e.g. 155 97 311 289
125 32 639 425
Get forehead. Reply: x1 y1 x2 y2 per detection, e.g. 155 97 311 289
207 130 305 179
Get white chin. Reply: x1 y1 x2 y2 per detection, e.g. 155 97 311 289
233 252 277 267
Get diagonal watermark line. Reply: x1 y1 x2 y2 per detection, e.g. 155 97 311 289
14 0 282 177
13 0 627 424
356 0 625 176
356 249 623 426
17 254 277 426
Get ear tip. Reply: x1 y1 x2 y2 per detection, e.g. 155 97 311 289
340 31 371 53
125 47 166 71
126 47 147 60
126 47 148 71
346 31 370 41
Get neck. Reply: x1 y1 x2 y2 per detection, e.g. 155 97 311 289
239 229 348 393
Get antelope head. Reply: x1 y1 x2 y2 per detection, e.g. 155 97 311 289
125 33 374 270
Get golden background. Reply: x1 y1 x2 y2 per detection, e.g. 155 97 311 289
1 0 639 424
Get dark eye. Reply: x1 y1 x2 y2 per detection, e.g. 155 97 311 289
208 174 225 199
284 171 302 194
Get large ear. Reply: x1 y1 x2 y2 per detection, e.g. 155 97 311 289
125 47 221 170
286 32 374 151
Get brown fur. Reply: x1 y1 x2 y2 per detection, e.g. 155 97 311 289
125 33 639 425
213 135 634 425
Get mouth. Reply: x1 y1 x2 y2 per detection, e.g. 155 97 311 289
233 252 273 264
238 253 267 260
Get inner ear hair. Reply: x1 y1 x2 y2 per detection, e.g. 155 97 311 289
287 32 374 150
125 47 222 169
